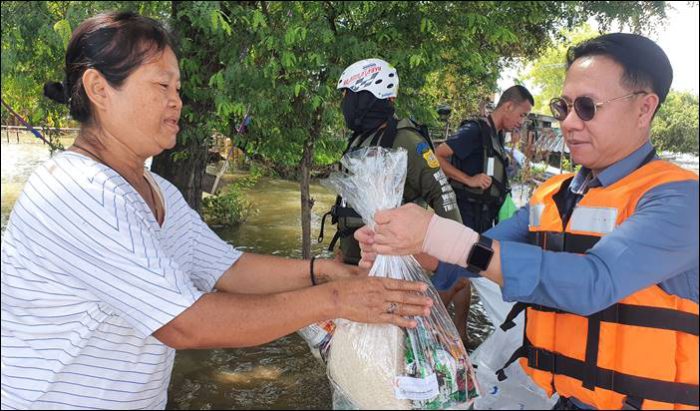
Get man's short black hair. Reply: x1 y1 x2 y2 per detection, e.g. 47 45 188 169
566 33 673 113
496 85 535 108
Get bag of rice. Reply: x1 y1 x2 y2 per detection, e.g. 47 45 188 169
320 147 480 410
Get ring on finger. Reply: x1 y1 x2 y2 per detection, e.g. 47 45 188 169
386 302 398 314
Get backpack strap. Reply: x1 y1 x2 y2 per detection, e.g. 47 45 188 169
397 118 436 152
455 118 492 175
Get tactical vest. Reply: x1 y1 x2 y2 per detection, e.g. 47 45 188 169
318 118 433 265
497 159 699 410
449 117 509 207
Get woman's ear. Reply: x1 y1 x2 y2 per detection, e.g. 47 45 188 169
82 68 110 112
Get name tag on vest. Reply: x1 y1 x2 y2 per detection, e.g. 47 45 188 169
529 203 545 228
569 206 618 234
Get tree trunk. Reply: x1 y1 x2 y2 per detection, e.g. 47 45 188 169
300 107 324 259
151 135 208 212
150 0 211 213
300 138 314 259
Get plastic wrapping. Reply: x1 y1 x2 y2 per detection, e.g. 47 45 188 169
469 278 557 410
316 146 480 410
297 320 335 362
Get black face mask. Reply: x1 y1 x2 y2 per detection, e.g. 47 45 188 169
341 90 395 134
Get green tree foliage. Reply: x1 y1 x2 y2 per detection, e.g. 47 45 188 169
651 91 699 155
201 1 669 257
1 1 170 149
150 1 233 212
2 1 73 150
521 22 699 155
201 175 259 227
521 24 601 113
2 1 671 257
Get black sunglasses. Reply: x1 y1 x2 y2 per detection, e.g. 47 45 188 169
550 91 648 122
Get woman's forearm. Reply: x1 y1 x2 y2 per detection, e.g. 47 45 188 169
214 253 343 294
154 284 338 349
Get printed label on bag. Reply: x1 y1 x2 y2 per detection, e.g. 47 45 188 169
394 373 439 400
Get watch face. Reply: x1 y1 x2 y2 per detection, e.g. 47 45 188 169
470 244 493 270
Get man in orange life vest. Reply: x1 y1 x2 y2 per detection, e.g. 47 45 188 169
354 33 699 410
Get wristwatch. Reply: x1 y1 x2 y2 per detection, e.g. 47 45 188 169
467 235 494 273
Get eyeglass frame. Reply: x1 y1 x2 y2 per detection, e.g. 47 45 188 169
549 91 649 122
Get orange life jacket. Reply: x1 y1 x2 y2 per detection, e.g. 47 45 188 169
498 159 699 410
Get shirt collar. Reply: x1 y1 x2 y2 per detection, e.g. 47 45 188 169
570 141 655 194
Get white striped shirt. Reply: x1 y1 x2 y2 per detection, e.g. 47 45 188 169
1 151 242 409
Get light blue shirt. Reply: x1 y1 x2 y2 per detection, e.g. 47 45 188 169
434 141 699 314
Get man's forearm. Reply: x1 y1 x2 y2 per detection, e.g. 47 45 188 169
436 155 471 185
423 216 504 287
429 241 504 287
480 240 504 287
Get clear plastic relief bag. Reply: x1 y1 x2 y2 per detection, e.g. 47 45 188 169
305 147 480 410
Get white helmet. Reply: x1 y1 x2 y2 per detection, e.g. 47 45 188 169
336 58 398 99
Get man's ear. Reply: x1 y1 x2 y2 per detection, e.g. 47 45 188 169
82 68 110 112
639 93 660 128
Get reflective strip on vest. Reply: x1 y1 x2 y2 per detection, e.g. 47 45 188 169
530 203 545 228
569 206 618 234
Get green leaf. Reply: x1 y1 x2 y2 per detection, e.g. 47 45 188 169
409 53 423 68
252 10 266 30
233 103 247 117
311 95 322 111
281 51 297 69
53 19 71 50
420 18 433 34
210 9 219 31
284 27 296 46
219 15 232 36
208 71 219 87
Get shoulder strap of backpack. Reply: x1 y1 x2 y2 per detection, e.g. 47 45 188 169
398 118 435 151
